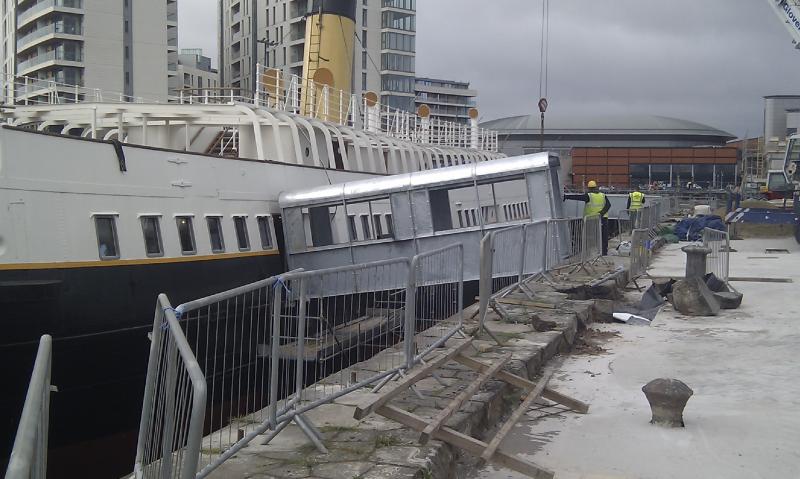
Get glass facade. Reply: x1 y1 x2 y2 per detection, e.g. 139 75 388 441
381 31 415 52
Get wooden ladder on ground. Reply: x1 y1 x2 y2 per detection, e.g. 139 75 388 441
354 339 590 479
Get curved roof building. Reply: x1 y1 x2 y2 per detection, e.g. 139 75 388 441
480 114 736 157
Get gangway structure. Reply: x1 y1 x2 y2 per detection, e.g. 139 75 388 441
278 153 567 280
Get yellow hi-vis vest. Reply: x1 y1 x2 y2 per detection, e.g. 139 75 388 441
584 192 608 218
629 191 644 210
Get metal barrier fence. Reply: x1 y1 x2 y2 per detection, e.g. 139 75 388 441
5 335 53 479
703 227 730 281
135 295 207 479
629 229 651 283
407 244 465 367
134 246 465 478
478 217 602 329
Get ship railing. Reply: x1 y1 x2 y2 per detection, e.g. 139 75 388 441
5 335 54 479
254 64 500 152
134 245 465 478
702 227 730 282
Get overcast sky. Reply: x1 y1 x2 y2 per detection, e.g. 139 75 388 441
180 0 800 138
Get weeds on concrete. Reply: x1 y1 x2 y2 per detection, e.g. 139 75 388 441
374 434 402 448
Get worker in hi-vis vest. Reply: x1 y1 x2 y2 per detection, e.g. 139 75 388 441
563 180 611 255
627 185 645 210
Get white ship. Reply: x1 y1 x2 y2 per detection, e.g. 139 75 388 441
0 1 501 470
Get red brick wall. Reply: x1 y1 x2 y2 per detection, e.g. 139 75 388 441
570 147 738 188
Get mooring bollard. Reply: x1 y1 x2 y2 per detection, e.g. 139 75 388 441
642 378 693 427
681 245 711 279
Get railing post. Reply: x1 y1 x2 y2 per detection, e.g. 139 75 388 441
294 278 307 402
133 300 166 478
404 258 417 370
269 280 283 428
159 332 178 477
477 232 494 334
517 224 527 284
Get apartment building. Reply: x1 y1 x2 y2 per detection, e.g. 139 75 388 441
0 0 176 102
176 48 219 94
219 0 416 110
414 77 477 124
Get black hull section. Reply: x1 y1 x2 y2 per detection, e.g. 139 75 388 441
0 254 283 478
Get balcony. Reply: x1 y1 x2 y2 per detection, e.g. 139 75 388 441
17 0 82 28
17 22 82 51
17 48 83 74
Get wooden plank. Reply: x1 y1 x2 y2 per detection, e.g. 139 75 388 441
378 404 555 479
419 353 512 444
479 368 554 466
353 339 473 420
495 297 558 309
453 354 589 414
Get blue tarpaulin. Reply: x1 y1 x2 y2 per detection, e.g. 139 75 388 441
674 215 726 241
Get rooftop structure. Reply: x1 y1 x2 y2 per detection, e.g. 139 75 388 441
0 0 176 103
415 77 477 125
177 48 219 95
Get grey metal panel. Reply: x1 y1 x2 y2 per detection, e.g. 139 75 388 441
390 192 414 241
526 170 553 221
410 190 433 236
283 207 307 255
278 153 555 209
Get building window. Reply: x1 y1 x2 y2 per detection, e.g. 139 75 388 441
206 216 225 253
176 216 196 255
233 216 250 251
140 216 163 257
362 72 367 90
362 8 368 26
362 50 368 69
257 216 273 249
94 215 119 260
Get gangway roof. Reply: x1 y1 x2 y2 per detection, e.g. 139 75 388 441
278 152 559 208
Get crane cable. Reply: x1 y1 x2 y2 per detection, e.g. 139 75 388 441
537 0 550 151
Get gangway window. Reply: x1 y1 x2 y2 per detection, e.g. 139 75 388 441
430 176 529 232
360 215 372 240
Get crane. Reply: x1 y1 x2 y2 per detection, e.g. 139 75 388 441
765 0 800 49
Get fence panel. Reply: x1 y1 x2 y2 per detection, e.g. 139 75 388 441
5 335 52 479
583 215 603 262
545 218 585 271
135 295 207 479
274 258 411 419
408 244 464 366
629 229 650 281
703 227 730 281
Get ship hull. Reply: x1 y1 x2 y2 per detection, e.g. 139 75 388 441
0 246 285 478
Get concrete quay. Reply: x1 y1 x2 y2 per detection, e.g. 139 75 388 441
470 237 800 479
207 260 628 479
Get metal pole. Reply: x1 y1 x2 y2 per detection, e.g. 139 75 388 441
268 280 283 428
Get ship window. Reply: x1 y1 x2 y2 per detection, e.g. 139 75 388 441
345 197 393 242
94 215 119 260
233 216 250 251
257 216 273 249
176 216 196 255
207 216 225 253
140 216 163 257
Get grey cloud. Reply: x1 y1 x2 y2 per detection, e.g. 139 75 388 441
182 0 800 138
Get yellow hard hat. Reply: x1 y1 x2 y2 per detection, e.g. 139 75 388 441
587 180 598 188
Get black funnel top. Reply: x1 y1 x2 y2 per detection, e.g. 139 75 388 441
311 0 356 21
